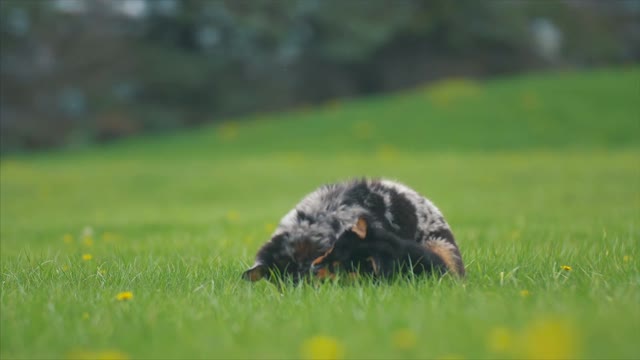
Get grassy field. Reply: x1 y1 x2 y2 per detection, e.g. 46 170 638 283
1 67 639 359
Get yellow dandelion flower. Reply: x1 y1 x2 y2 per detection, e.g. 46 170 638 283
96 351 128 360
115 291 133 301
488 327 513 354
62 265 70 272
82 254 92 261
264 223 276 234
437 355 464 360
376 144 399 161
82 312 90 320
67 349 129 360
623 255 631 263
520 290 531 298
392 328 418 350
226 210 240 222
561 265 572 271
218 122 239 141
521 318 580 359
300 335 345 360
83 237 94 247
63 234 74 244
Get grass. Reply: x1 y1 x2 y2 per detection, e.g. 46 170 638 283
1 66 639 359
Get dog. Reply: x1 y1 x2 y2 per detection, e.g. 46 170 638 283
243 178 465 284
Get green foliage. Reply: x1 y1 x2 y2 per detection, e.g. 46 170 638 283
1 69 639 359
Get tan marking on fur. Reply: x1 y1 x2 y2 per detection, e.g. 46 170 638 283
352 217 367 239
311 246 334 266
244 266 264 282
424 238 463 276
316 268 328 279
315 268 336 280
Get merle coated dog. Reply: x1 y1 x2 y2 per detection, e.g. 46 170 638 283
243 178 465 284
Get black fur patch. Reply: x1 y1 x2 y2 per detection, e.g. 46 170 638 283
387 188 418 239
296 210 315 224
342 180 372 207
330 218 342 233
363 192 387 225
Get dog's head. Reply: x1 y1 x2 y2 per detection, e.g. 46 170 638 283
243 214 379 284
242 231 328 284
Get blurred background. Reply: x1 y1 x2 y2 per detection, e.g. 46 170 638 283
1 0 639 152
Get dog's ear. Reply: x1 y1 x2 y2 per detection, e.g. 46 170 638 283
242 262 267 282
351 217 368 240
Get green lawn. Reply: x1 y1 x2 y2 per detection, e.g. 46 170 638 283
1 67 639 359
